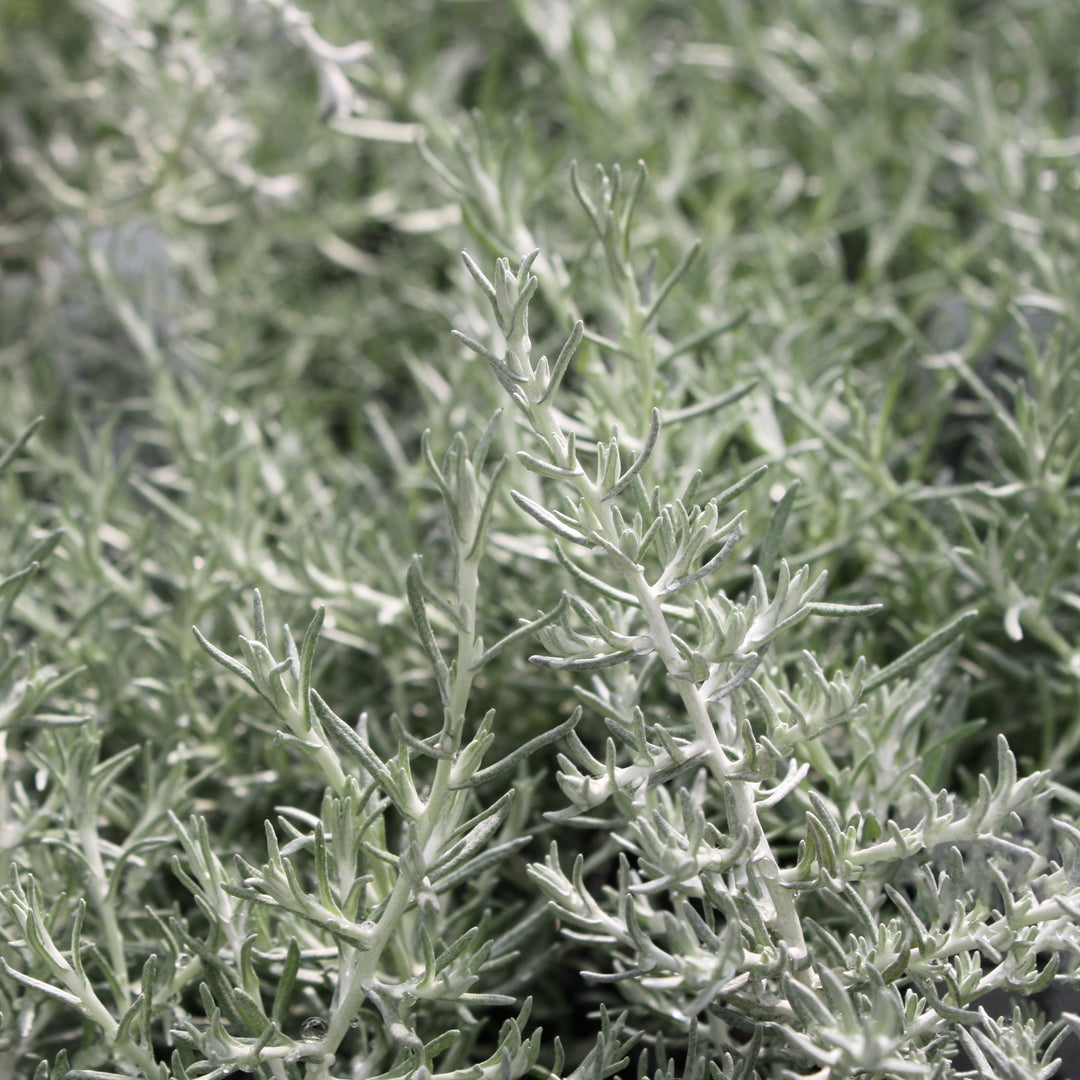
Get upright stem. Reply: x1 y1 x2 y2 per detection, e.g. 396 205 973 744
317 547 485 1058
80 812 131 1003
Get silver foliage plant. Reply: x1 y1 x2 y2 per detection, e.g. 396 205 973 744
3 194 1080 1079
450 233 1080 1078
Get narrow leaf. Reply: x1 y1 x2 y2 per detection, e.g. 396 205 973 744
406 557 450 704
665 315 751 364
454 708 581 788
643 238 701 326
466 455 509 562
757 480 799 580
469 593 571 670
510 490 590 545
0 415 43 476
862 609 979 693
805 602 883 618
516 450 585 481
191 627 260 694
451 329 503 366
311 694 393 794
602 408 662 500
271 940 300 1024
538 321 585 405
461 251 497 307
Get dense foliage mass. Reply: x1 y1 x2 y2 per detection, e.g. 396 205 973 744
1 2 1079 1078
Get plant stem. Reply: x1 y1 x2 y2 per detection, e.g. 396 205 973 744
318 532 486 1057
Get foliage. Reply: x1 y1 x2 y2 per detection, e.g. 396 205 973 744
1 1 1079 1078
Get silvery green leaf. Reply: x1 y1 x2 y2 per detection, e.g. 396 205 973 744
642 238 700 326
510 490 590 545
862 609 979 693
453 708 580 789
602 408 662 500
516 449 585 480
406 556 451 704
537 320 584 405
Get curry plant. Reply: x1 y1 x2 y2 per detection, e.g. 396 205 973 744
9 219 1078 1075
3 0 1080 1078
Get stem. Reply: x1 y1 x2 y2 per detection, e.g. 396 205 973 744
305 731 350 797
79 816 131 1003
622 276 658 441
317 542 486 1057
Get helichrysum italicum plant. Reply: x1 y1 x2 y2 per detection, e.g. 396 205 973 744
6 217 1080 1076
4 1 1080 1078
